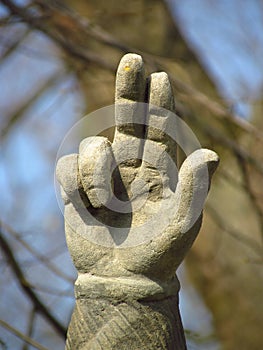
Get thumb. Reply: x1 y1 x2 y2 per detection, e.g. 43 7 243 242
175 149 219 232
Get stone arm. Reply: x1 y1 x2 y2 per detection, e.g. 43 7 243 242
56 54 219 349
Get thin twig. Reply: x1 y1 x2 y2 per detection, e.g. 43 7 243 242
0 32 60 62
235 153 263 242
198 121 263 175
219 168 245 191
22 307 36 350
1 220 74 283
207 205 263 258
0 319 49 350
31 283 73 298
0 28 30 62
1 71 66 139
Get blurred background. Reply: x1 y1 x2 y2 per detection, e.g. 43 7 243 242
0 0 263 349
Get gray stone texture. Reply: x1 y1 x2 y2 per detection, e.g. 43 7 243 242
56 53 219 349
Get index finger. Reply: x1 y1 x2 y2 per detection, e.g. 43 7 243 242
114 53 146 142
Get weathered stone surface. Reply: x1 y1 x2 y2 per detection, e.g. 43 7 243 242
56 53 219 349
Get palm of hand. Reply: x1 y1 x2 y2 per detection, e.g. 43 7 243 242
56 54 219 282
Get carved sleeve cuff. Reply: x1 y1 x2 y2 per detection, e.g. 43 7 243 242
75 273 180 302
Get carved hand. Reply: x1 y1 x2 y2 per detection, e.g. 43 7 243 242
56 54 219 349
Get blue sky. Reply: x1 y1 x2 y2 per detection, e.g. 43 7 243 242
171 0 263 117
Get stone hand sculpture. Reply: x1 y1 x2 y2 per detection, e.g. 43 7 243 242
56 53 219 350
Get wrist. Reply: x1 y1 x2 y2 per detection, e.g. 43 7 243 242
75 273 180 302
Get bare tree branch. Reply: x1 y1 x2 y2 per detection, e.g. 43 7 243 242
1 0 117 70
0 228 66 338
168 72 263 142
2 0 263 143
